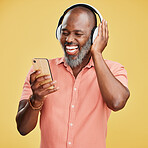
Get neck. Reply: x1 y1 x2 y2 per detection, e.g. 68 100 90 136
71 52 91 78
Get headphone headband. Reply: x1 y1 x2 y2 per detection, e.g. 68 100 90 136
64 3 103 22
57 3 103 28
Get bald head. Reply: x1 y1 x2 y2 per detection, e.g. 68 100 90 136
69 6 96 26
62 6 97 33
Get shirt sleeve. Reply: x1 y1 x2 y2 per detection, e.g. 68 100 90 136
20 67 34 101
110 61 128 88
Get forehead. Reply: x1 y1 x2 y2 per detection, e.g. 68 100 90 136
62 9 92 32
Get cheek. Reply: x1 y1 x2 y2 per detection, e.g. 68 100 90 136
60 36 66 46
79 38 89 48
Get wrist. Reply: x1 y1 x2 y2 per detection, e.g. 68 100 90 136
29 95 43 110
91 50 103 59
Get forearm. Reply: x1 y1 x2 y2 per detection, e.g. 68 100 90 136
92 51 130 111
16 70 58 135
16 100 40 135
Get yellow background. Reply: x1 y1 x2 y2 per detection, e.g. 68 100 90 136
0 0 148 147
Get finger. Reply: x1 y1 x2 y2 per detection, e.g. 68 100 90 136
36 86 59 99
97 24 101 36
103 19 106 38
99 23 102 37
30 70 41 85
105 20 109 40
42 87 59 97
36 75 51 82
101 21 104 37
32 76 53 90
38 80 57 90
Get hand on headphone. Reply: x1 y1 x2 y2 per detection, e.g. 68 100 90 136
91 19 109 54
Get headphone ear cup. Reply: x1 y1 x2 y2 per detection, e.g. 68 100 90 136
56 24 62 41
92 27 98 44
91 27 98 44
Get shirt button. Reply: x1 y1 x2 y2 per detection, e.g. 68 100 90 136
70 123 73 126
68 141 72 145
71 105 75 108
74 88 77 91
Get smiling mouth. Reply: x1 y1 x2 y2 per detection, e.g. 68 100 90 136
65 46 79 55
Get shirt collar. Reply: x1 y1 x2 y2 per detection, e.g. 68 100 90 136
55 57 65 65
85 57 94 68
56 57 94 68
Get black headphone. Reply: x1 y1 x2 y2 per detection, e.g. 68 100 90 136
56 3 103 44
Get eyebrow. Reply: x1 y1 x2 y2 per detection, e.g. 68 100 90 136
61 28 84 33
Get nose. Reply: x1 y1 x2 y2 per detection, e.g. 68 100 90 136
66 34 74 43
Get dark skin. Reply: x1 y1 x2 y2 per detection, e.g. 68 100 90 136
60 7 95 77
16 71 58 135
16 7 130 136
91 21 130 111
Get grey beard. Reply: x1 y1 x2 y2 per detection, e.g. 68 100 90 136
61 37 91 68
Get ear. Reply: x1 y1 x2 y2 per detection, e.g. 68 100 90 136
91 27 98 44
56 24 62 41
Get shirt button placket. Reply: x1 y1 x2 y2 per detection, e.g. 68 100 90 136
67 106 75 147
67 86 78 147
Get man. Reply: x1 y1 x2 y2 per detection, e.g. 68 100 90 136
16 4 130 148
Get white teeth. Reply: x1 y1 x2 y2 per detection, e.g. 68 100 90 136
67 49 76 53
66 46 78 49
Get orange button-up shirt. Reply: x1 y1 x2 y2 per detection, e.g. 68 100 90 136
21 57 128 148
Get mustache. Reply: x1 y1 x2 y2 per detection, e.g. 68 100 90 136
64 41 78 46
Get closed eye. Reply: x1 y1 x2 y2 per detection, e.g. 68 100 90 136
75 33 83 37
61 31 69 36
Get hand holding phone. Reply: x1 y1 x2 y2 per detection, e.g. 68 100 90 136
32 58 54 89
29 58 58 109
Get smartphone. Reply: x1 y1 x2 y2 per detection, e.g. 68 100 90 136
32 58 54 89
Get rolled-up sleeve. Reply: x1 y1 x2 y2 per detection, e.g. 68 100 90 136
20 67 34 101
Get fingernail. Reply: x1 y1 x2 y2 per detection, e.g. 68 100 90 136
51 80 57 84
37 70 41 74
44 75 51 79
56 87 60 90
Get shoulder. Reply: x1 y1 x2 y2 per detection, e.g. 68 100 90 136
104 59 127 74
48 57 64 65
105 59 124 67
